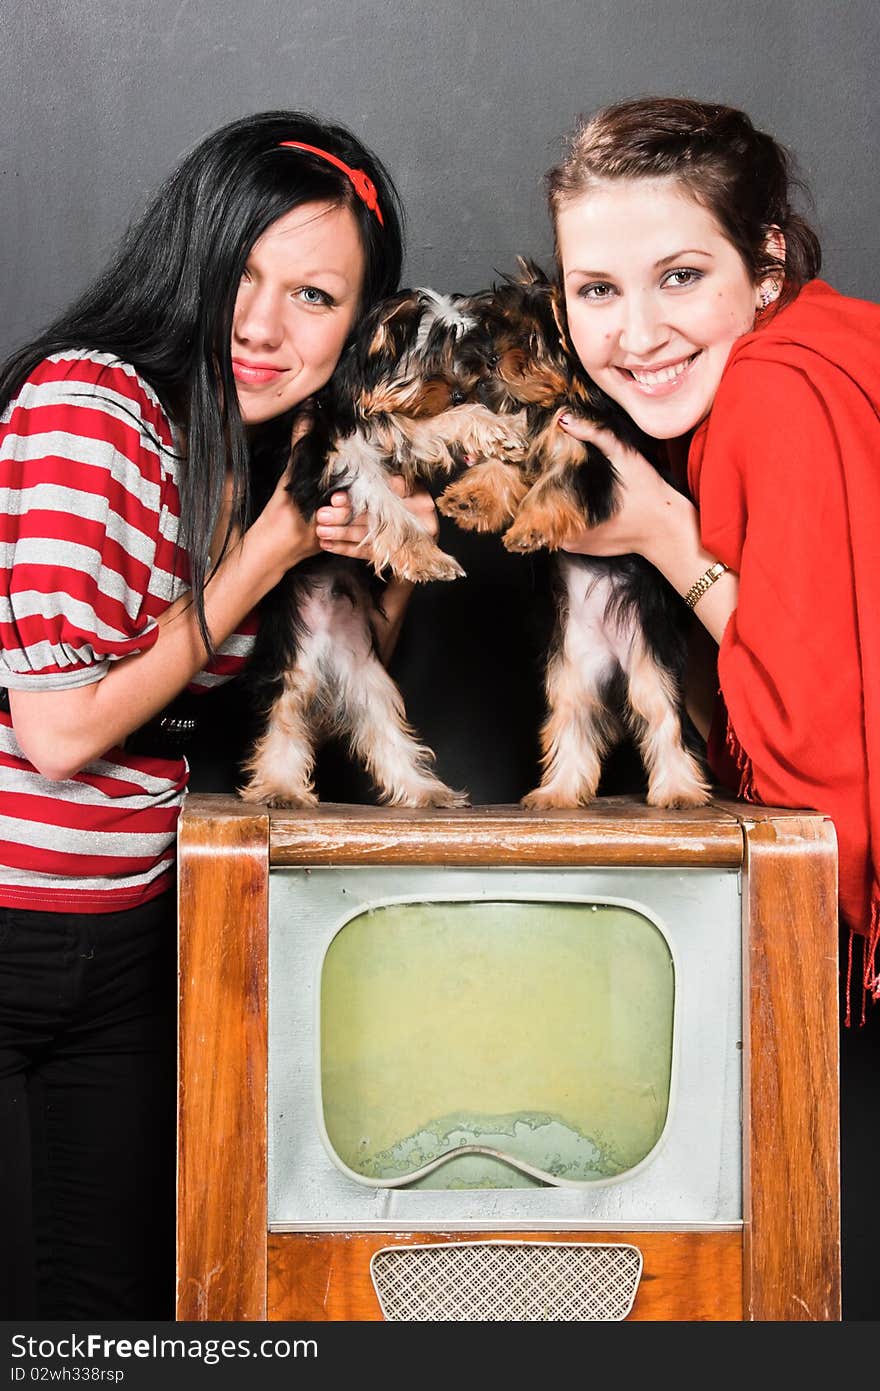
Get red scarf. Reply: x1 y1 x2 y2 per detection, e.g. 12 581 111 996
688 280 880 1021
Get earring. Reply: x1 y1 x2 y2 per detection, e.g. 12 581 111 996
758 279 780 311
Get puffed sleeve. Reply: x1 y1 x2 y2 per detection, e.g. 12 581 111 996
0 354 169 690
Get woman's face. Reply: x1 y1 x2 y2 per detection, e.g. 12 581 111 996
231 201 365 425
557 177 763 439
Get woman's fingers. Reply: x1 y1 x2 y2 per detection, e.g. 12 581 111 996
558 413 627 458
315 477 439 558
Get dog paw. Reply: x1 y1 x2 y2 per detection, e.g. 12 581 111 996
646 758 712 809
237 781 318 809
429 786 470 809
462 418 527 464
520 785 594 810
503 518 549 553
387 549 466 583
646 784 712 810
383 782 470 808
437 485 504 533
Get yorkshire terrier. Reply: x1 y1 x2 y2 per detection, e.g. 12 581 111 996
238 287 525 808
438 259 709 810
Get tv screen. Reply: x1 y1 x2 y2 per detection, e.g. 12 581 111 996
320 900 674 1189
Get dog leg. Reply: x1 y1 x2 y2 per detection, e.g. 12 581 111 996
437 459 531 532
325 432 464 582
325 611 468 806
403 404 528 474
522 568 619 809
502 423 591 553
522 648 617 809
622 627 710 809
344 657 469 807
238 659 321 808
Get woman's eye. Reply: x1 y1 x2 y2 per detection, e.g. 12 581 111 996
297 286 333 307
664 268 702 289
577 282 615 301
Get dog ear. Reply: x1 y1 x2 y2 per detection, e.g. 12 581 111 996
515 256 551 288
364 291 424 361
550 283 574 358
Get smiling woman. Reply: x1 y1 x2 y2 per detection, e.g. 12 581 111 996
557 178 775 438
0 110 406 1320
544 96 880 1318
232 202 366 422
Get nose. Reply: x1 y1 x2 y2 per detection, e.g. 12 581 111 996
618 293 670 358
233 282 285 351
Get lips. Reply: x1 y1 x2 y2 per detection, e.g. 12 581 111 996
617 351 700 396
232 359 286 386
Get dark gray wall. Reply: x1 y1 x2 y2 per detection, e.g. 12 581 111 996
2 0 877 803
2 0 878 358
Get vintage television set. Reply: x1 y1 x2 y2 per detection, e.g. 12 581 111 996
175 795 840 1322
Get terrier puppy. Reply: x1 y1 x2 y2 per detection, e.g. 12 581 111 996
238 287 524 808
438 260 709 810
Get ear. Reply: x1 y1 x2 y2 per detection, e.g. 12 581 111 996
755 227 786 309
764 226 786 265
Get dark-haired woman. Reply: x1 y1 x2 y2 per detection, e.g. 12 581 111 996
0 111 413 1318
545 97 880 1319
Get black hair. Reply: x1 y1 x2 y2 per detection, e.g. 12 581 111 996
0 110 404 644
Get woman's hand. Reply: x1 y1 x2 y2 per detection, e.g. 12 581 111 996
558 415 738 646
246 464 323 580
557 415 681 562
315 476 439 561
314 476 439 665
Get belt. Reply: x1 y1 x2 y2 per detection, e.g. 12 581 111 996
125 694 202 758
0 686 200 758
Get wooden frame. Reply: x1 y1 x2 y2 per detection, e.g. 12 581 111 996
176 795 840 1322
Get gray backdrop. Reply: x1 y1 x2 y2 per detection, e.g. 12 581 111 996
2 0 878 353
2 0 878 801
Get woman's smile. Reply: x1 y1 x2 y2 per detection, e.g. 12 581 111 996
558 177 761 438
615 350 702 395
231 358 289 386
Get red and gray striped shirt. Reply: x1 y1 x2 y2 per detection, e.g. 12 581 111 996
0 350 258 912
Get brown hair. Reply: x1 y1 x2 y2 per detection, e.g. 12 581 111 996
547 97 821 305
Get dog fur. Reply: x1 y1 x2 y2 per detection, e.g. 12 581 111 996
238 287 525 808
438 259 710 810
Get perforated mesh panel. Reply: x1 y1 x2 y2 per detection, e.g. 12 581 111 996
370 1241 643 1321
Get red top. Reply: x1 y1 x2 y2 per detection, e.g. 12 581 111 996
0 351 259 913
688 279 880 1016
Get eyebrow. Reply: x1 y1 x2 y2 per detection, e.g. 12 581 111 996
654 248 713 268
565 248 714 280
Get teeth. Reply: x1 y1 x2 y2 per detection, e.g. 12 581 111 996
630 356 694 386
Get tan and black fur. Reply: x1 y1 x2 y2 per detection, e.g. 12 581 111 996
239 287 524 808
438 260 709 810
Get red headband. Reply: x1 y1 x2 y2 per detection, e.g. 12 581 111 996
278 141 384 227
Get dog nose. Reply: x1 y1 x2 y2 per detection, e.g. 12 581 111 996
476 380 495 406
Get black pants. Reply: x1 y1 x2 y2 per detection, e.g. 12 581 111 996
0 894 177 1319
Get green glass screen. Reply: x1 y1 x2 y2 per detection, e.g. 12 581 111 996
319 900 674 1190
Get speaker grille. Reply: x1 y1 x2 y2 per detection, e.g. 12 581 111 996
370 1240 643 1321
